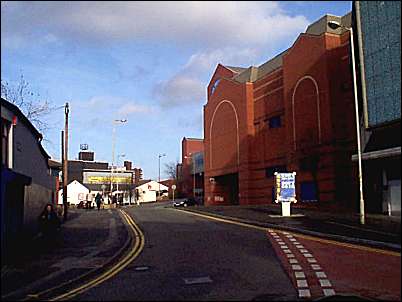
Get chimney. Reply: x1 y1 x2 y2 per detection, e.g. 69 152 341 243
124 160 132 171
79 151 94 161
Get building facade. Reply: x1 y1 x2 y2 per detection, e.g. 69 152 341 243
179 137 204 198
204 13 360 209
1 97 58 258
354 1 401 215
66 150 142 204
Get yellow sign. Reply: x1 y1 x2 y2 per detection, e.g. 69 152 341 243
87 176 131 184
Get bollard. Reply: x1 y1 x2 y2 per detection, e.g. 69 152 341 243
281 201 291 217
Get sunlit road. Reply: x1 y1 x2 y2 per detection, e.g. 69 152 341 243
74 202 297 301
70 202 400 301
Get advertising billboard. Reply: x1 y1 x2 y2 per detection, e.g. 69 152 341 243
274 172 297 203
83 171 132 185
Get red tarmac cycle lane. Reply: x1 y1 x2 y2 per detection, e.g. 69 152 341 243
267 230 401 300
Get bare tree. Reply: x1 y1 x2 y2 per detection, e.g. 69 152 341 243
164 161 179 182
1 74 57 133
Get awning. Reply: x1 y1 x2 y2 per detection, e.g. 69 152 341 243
352 146 401 161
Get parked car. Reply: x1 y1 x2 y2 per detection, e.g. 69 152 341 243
173 197 196 207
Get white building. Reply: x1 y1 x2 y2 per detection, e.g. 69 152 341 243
58 180 90 206
136 180 168 204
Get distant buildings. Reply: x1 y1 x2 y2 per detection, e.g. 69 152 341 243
136 180 168 203
177 137 204 202
58 180 90 206
65 150 143 204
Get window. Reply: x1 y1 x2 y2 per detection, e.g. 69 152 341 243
268 115 282 128
2 119 11 168
265 165 287 178
211 79 221 95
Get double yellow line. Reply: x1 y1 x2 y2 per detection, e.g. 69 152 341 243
50 209 145 301
21 209 144 301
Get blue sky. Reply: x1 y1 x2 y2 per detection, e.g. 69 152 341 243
1 1 351 180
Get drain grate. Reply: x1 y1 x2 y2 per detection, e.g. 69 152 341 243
183 276 213 285
133 266 150 271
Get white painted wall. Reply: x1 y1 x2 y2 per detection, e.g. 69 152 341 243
58 180 90 205
136 181 168 203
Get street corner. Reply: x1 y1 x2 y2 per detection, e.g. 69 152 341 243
266 230 401 301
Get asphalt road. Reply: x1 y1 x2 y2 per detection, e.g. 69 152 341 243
74 202 297 301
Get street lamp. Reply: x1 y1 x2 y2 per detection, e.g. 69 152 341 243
158 153 166 199
327 20 365 225
110 119 127 201
184 153 195 199
116 153 126 194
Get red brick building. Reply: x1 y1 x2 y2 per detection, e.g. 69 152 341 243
204 13 359 209
179 137 204 199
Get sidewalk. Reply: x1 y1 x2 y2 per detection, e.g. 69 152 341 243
180 203 401 251
1 207 129 300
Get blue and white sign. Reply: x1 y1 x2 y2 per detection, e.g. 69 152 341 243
274 172 297 203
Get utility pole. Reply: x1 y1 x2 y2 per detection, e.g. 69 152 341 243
61 130 64 213
158 153 166 200
63 102 69 222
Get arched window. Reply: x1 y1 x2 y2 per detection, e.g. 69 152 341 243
211 79 221 95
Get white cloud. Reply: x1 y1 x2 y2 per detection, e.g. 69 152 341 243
2 1 310 108
153 47 264 107
71 95 156 127
2 1 309 49
117 103 155 116
154 75 205 107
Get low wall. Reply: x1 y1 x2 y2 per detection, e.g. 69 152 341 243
24 183 53 236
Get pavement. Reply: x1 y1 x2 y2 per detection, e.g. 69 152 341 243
1 207 129 301
176 202 401 252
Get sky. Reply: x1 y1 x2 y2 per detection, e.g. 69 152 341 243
1 1 352 180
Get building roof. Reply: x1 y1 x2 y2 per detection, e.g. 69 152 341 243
216 12 352 85
183 137 203 141
1 97 51 163
48 159 62 170
137 179 152 186
223 66 248 74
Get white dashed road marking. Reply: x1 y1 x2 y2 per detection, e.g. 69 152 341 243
298 289 311 298
292 265 303 270
267 231 336 299
319 279 332 287
323 288 336 296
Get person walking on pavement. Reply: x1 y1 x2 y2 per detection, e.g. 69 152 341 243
38 203 61 247
95 192 103 211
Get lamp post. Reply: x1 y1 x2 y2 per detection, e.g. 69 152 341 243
63 102 69 222
184 153 195 199
110 119 127 201
158 153 166 199
328 20 365 225
116 153 126 196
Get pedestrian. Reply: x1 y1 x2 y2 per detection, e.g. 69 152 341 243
95 192 102 211
38 203 61 243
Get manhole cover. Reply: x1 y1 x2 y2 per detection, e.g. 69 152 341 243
183 276 213 285
134 266 150 271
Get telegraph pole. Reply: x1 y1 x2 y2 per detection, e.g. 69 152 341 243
61 130 64 211
63 102 69 222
